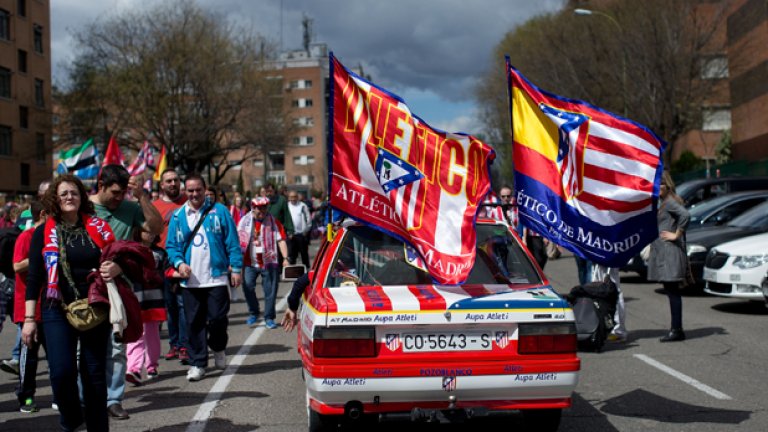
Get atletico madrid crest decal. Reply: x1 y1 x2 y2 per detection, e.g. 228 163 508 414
385 334 401 351
495 331 509 349
442 376 457 392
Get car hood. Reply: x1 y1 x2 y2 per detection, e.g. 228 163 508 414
322 284 572 325
686 226 764 248
710 232 768 256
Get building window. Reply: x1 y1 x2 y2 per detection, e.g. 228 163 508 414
293 135 316 146
268 152 285 170
0 125 11 156
33 24 43 54
293 117 314 127
18 49 27 73
34 79 44 106
293 155 316 166
19 106 29 129
291 98 313 108
702 108 731 131
293 175 315 185
20 163 30 186
700 56 728 79
0 9 9 40
0 67 10 98
36 133 45 162
289 79 313 90
252 158 264 167
17 0 26 17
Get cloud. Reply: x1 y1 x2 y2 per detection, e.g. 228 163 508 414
51 0 564 130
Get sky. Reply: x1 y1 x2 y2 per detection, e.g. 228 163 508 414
51 0 564 136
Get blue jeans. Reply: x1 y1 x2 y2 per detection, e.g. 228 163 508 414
106 333 127 407
11 324 21 361
243 266 279 320
43 305 109 432
181 286 230 368
164 279 188 350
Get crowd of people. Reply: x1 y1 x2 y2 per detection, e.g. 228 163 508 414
0 166 327 430
0 170 691 430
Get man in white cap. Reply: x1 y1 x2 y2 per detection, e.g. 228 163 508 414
237 197 289 329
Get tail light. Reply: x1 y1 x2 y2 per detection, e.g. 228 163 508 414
518 323 577 354
313 327 376 358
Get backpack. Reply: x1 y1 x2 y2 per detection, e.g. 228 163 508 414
0 226 21 279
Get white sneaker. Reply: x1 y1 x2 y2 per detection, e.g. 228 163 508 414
51 403 59 411
187 366 206 382
213 350 226 370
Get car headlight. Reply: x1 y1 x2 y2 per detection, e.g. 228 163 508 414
733 255 768 269
687 244 707 255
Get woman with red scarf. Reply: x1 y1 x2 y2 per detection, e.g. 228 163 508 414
21 175 123 431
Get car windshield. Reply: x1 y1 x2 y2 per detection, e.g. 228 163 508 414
688 194 738 223
325 224 542 287
727 201 768 229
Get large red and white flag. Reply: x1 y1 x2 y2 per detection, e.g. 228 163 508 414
328 54 496 285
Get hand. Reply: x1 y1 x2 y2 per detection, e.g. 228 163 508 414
659 230 678 242
282 258 290 267
128 174 144 192
100 260 123 281
178 263 192 278
22 322 38 346
281 309 299 332
230 273 242 287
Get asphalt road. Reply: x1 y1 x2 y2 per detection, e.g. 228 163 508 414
1 247 767 431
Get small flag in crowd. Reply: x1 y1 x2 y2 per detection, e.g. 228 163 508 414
328 53 496 285
127 141 154 176
102 135 125 168
57 138 100 179
507 58 665 267
153 145 167 182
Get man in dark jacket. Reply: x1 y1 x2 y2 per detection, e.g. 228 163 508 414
265 184 294 236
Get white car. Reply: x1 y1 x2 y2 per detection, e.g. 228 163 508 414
702 232 768 300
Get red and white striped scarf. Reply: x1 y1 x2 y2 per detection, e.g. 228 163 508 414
42 214 114 301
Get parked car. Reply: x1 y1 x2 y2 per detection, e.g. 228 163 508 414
686 190 768 231
702 232 768 301
298 219 580 431
686 200 768 289
677 176 768 208
622 190 768 279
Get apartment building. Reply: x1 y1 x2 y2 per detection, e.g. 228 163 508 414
231 43 330 197
0 0 52 200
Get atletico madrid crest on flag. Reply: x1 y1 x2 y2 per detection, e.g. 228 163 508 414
328 53 496 285
495 331 509 349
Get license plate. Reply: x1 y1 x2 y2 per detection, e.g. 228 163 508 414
702 268 716 281
401 331 493 352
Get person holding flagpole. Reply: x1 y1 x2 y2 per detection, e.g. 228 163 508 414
90 164 163 420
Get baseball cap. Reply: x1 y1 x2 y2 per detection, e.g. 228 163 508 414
252 197 270 207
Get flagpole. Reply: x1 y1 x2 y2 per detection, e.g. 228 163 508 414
326 51 336 242
504 56 520 234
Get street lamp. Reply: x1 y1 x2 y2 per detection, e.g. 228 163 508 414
574 8 628 117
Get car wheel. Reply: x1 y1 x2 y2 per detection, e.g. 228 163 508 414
306 391 339 432
522 408 562 432
308 408 339 432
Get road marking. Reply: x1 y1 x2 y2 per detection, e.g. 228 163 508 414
633 354 732 400
186 296 289 432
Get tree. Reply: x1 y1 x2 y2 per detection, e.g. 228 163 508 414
59 0 295 184
476 0 729 179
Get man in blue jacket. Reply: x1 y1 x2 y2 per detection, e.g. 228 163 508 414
166 173 243 382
